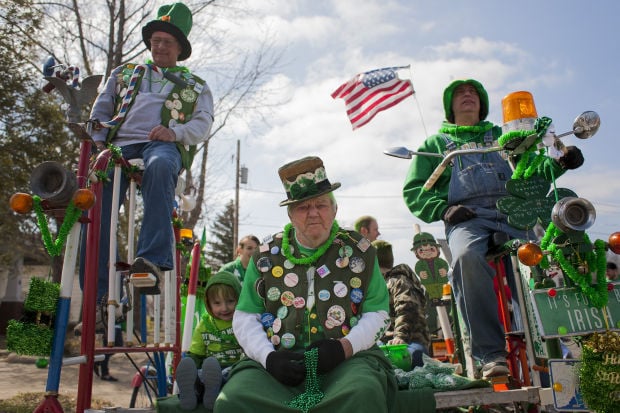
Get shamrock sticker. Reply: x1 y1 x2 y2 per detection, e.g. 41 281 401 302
496 176 576 230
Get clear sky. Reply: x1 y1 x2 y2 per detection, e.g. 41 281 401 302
189 0 620 268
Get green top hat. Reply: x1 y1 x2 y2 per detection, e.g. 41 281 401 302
142 2 193 61
278 156 341 206
443 79 489 123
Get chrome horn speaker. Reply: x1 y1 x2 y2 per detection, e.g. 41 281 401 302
551 197 596 233
29 161 77 207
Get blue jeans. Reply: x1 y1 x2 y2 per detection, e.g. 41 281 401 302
80 141 181 301
446 208 533 363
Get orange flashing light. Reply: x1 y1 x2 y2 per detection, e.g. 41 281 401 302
9 193 33 214
517 242 543 266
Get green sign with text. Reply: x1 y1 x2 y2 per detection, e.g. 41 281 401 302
531 282 620 338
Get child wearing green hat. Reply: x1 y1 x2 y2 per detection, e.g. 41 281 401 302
175 271 244 410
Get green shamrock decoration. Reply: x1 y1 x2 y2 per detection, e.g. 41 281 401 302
496 176 576 230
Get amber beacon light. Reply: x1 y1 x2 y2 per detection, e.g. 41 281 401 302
501 91 538 134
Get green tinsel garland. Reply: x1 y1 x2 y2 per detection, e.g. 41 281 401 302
6 319 54 356
539 223 608 308
498 116 552 180
282 221 340 265
579 331 620 413
24 277 60 313
33 196 82 257
286 348 324 412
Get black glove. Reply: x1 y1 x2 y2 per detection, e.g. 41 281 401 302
266 350 306 386
442 205 476 225
306 339 346 374
558 146 584 170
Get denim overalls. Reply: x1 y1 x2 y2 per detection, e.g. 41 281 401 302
443 131 535 363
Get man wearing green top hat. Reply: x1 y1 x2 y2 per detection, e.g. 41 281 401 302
216 156 399 412
401 79 583 378
83 2 213 300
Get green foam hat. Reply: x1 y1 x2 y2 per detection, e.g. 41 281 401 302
411 232 439 251
142 2 193 61
443 79 489 123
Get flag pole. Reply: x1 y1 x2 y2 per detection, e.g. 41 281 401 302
405 66 429 139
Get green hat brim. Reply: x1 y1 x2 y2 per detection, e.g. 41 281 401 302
142 20 192 61
279 182 341 207
443 79 489 123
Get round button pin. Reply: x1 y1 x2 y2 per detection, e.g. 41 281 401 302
350 288 363 304
350 277 362 289
272 317 282 334
260 312 275 328
255 278 265 298
280 290 295 306
277 305 289 319
334 282 348 298
272 265 284 278
335 256 349 268
284 272 299 287
327 305 346 326
281 333 296 349
348 256 365 273
318 289 331 301
267 286 281 301
257 257 273 273
293 296 306 309
339 245 353 258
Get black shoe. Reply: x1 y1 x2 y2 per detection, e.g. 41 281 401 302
100 374 118 382
131 257 162 295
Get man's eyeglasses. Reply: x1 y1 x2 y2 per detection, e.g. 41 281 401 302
150 38 178 48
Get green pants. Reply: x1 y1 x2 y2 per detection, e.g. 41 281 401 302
215 347 397 412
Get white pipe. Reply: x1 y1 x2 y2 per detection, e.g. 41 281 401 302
107 164 121 345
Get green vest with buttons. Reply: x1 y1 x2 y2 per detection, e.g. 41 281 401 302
107 63 205 170
256 228 375 351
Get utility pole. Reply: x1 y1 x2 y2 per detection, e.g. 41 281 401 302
234 139 240 252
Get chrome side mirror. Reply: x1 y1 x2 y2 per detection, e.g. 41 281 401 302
572 111 600 139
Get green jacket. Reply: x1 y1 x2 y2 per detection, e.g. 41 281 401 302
403 120 566 223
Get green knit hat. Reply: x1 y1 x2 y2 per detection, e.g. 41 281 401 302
411 232 439 251
206 271 242 296
443 79 489 123
204 271 242 315
142 2 193 61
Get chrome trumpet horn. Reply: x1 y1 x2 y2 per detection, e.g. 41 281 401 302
551 197 596 233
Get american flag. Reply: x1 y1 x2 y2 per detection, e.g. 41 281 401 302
331 66 414 129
